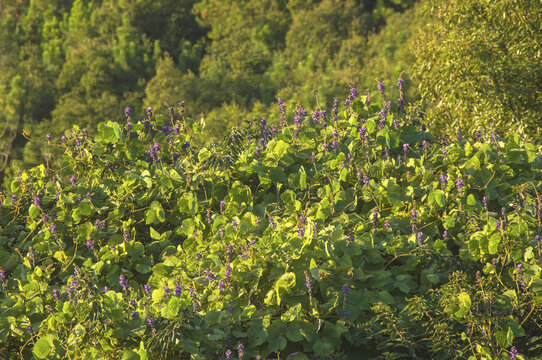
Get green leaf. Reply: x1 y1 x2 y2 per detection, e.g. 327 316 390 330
458 292 471 310
181 339 198 354
429 190 446 208
33 336 53 359
506 327 514 346
467 194 476 206
247 320 267 347
488 233 500 254
122 350 140 360
146 201 166 224
29 204 40 220
167 297 181 318
150 227 161 240
276 272 296 305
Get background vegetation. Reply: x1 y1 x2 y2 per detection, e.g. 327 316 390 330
2 0 539 189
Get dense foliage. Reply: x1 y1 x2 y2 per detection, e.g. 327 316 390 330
412 0 542 138
1 82 541 359
0 0 414 188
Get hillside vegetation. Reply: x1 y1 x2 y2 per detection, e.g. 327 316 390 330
1 82 541 359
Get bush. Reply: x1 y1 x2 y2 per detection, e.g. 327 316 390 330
1 83 541 359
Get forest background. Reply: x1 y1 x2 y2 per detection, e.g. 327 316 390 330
0 0 540 189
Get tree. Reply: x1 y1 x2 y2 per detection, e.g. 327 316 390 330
412 0 542 140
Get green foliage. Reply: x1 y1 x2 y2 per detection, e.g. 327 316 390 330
413 0 542 140
1 85 541 359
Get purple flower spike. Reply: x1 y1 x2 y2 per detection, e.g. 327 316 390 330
350 88 359 99
510 346 517 359
417 232 425 246
305 271 312 297
225 349 233 360
384 219 391 230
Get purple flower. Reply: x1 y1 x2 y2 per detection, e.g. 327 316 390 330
225 263 232 284
344 98 351 107
440 174 448 187
225 350 233 360
443 230 448 242
313 110 320 123
146 316 154 327
70 175 76 187
144 284 151 296
205 269 216 282
363 176 370 186
119 275 127 289
87 240 94 249
219 280 226 291
164 285 170 296
237 344 245 359
417 232 425 245
397 77 404 92
232 220 238 228
61 136 66 144
422 140 428 152
350 88 359 99
46 134 52 141
510 346 517 359
146 107 152 117
403 143 409 157
124 107 132 117
220 201 225 214
495 220 501 230
174 284 182 296
475 129 483 143
42 214 49 223
457 131 462 141
53 288 59 300
50 223 56 234
482 196 488 211
131 311 139 320
297 227 304 238
342 284 350 298
372 209 379 229
456 178 464 195
305 271 312 297
27 247 35 261
313 222 318 234
384 219 391 230
384 148 390 157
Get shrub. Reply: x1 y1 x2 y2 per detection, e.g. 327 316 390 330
1 82 541 359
